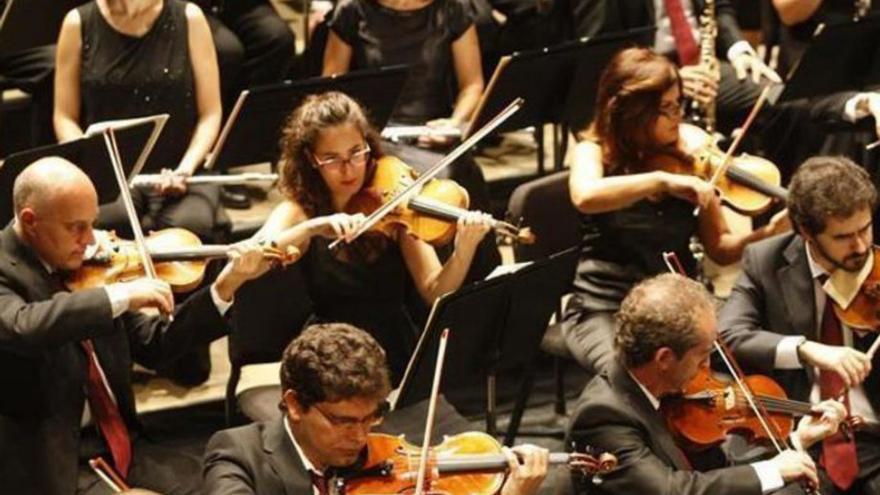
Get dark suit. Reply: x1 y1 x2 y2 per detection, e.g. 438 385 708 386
204 418 313 495
0 223 227 495
718 232 880 493
566 359 767 494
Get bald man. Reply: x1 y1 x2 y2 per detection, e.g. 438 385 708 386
0 157 273 495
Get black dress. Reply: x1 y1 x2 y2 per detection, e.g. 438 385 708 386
78 0 225 242
328 0 474 124
562 195 698 375
301 236 419 384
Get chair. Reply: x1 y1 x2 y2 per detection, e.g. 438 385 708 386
503 170 581 443
224 263 313 425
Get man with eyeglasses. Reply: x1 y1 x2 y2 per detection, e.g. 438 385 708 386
204 322 551 494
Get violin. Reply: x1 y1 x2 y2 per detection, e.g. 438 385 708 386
647 123 787 216
337 431 617 494
345 156 535 246
662 367 863 451
831 245 880 332
66 228 299 293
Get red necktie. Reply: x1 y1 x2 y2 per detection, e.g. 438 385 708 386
81 339 132 478
818 299 859 490
310 471 329 495
663 0 700 66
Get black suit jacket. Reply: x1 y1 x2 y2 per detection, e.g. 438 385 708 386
0 224 227 495
718 232 880 414
204 417 313 495
566 360 762 494
571 0 745 57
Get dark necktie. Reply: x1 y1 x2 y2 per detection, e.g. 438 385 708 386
663 0 699 66
818 297 859 490
81 339 132 478
310 470 329 495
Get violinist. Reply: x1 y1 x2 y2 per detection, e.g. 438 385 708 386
235 92 494 421
719 156 880 494
0 157 274 495
562 47 790 376
204 322 550 495
567 273 848 495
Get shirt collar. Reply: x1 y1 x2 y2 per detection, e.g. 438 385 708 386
628 370 661 410
283 415 323 476
804 241 829 281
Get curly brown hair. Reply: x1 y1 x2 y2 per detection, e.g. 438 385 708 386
581 47 681 174
280 323 391 410
615 273 715 369
788 155 877 236
278 92 384 218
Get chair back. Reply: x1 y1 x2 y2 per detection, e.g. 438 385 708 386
507 170 580 262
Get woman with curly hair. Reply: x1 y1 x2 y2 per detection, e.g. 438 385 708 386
253 91 493 388
561 47 791 377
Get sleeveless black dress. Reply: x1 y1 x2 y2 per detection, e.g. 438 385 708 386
78 0 224 242
78 0 196 172
301 237 419 384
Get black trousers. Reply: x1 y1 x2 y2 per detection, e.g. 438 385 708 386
97 184 228 244
562 309 615 378
76 437 203 495
0 45 56 151
206 0 295 108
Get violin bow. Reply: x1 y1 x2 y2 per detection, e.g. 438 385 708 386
102 127 172 321
328 98 525 250
89 456 130 493
413 328 451 495
694 85 771 217
662 251 821 494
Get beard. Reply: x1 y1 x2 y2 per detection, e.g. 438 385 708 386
813 237 870 273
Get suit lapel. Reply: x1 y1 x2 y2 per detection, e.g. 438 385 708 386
778 236 817 342
264 417 312 495
608 362 691 470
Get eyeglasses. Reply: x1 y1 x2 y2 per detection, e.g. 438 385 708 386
312 145 371 171
311 402 386 430
658 101 684 120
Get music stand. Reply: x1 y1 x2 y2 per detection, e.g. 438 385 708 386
463 27 653 171
0 116 162 223
207 65 409 171
771 13 880 104
561 26 656 133
393 247 579 436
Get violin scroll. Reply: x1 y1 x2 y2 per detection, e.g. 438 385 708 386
568 450 618 485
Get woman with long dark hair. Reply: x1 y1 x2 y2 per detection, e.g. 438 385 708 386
563 47 790 375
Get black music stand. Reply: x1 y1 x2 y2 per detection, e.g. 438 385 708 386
0 119 158 223
464 27 653 172
393 247 579 436
207 65 409 171
561 27 656 133
770 13 880 104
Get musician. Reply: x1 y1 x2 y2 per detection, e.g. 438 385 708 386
567 273 848 495
562 47 790 376
323 0 483 145
719 156 880 494
53 0 227 244
0 156 272 494
235 92 492 421
570 0 780 135
204 322 550 495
